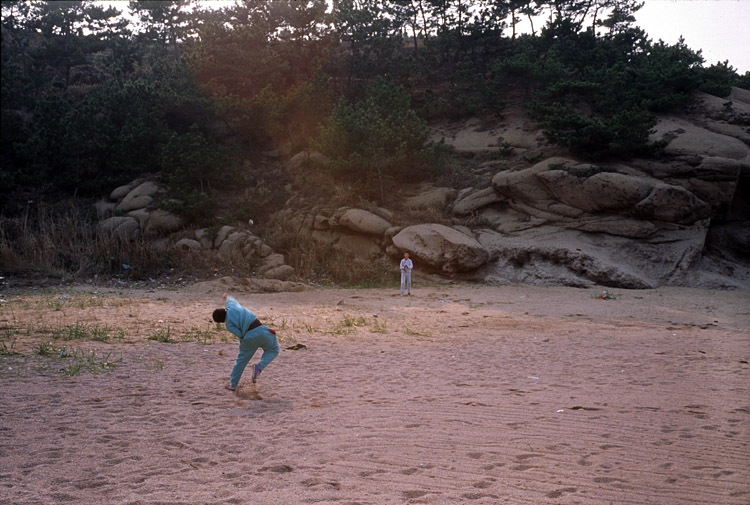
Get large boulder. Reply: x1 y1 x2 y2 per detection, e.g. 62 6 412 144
452 187 502 216
116 181 161 212
144 209 184 236
650 117 749 160
98 216 140 240
392 224 490 273
492 158 712 226
474 221 709 289
538 170 652 213
110 179 145 201
217 230 251 258
330 208 392 235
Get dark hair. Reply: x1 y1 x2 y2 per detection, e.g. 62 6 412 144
212 308 226 323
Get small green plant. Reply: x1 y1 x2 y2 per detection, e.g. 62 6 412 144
403 325 432 337
181 328 214 344
35 342 58 356
331 314 368 335
72 295 107 309
61 360 85 377
69 322 89 340
498 141 514 157
91 324 125 342
42 296 65 311
300 323 317 333
260 316 289 330
60 349 122 376
51 322 124 342
522 151 544 164
149 327 174 343
0 339 18 356
370 318 388 334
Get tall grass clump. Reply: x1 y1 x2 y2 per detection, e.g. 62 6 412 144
0 201 253 280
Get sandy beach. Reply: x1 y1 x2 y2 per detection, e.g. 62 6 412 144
1 279 748 504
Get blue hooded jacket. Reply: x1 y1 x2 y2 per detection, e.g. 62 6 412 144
224 296 257 339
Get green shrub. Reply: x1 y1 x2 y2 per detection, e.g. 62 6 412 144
316 77 435 192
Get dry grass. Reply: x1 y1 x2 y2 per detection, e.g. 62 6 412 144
0 202 252 281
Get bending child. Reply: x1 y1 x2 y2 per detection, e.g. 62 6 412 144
212 293 279 391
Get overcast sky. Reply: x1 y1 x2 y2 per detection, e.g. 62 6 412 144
635 0 750 73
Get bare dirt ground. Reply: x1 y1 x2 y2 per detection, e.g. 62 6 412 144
1 277 748 505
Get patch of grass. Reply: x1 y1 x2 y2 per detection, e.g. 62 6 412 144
51 322 125 342
331 314 368 335
299 322 318 333
370 317 388 334
149 327 175 343
402 325 432 337
1 324 19 355
498 141 515 157
34 341 59 356
181 327 215 344
60 349 122 376
522 151 544 164
260 316 289 330
0 339 19 356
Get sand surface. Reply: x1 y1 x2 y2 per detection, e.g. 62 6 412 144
1 279 749 504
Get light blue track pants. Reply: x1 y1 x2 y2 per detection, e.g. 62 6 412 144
230 327 279 388
400 270 412 295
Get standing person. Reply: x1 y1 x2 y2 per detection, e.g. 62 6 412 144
212 293 279 391
400 252 413 296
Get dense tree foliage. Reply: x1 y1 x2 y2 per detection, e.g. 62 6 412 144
2 0 747 217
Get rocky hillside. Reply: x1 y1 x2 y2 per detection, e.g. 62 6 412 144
97 88 750 290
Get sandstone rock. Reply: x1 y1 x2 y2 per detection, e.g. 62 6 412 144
195 229 213 250
331 208 392 235
571 216 657 238
392 224 490 273
632 184 711 224
452 187 501 216
98 216 140 240
110 179 143 201
175 238 201 251
705 221 750 261
145 209 184 236
404 186 457 210
492 159 560 203
474 220 708 289
116 181 161 212
259 253 286 274
539 170 653 213
692 157 745 219
126 208 150 228
729 86 750 104
263 265 295 281
287 151 331 171
650 118 749 160
214 226 236 249
217 230 250 258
